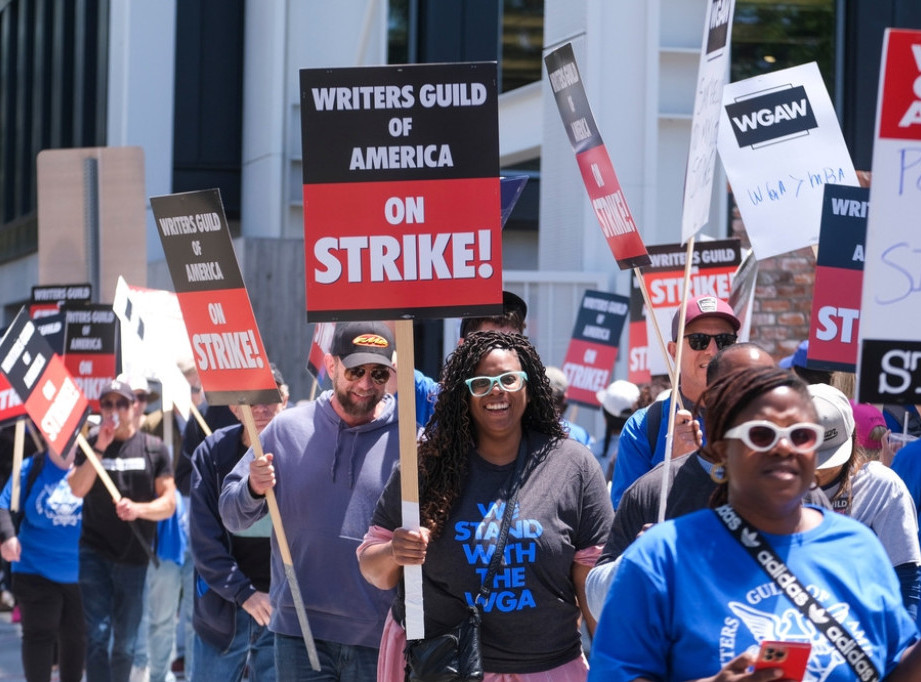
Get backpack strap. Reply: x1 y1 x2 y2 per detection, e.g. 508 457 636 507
645 399 664 456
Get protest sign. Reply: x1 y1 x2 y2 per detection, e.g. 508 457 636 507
112 277 193 422
718 62 859 259
808 185 868 372
307 322 335 395
857 29 921 404
62 303 119 411
728 250 759 343
682 0 736 241
0 308 89 456
299 62 503 322
641 240 742 376
30 283 93 319
0 375 27 425
627 278 651 386
561 291 630 407
151 189 279 406
544 44 650 269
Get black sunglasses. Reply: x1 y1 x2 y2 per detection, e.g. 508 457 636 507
684 332 737 351
343 366 391 385
100 398 132 410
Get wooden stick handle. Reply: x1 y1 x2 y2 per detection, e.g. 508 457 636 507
10 418 25 512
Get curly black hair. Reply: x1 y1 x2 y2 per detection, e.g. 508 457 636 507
418 331 565 538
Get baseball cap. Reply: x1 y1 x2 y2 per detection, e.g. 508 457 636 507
671 295 740 341
850 400 887 449
100 379 136 404
119 372 160 402
330 322 395 369
596 380 640 417
779 340 808 369
809 383 855 470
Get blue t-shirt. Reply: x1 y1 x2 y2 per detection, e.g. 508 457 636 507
0 454 83 583
589 507 919 682
892 439 921 628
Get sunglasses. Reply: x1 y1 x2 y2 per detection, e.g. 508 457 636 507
724 420 824 454
100 398 132 410
465 371 528 397
343 365 391 385
684 332 737 351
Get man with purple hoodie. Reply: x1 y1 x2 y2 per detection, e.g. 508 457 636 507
219 321 399 681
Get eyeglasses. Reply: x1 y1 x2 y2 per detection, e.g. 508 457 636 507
100 398 132 410
684 332 737 351
724 420 824 454
465 371 528 397
343 365 391 385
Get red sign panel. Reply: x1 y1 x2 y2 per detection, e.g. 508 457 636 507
151 190 280 406
878 30 921 141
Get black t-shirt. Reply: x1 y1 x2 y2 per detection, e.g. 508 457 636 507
79 431 172 564
373 433 613 674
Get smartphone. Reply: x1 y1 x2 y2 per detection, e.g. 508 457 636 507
753 641 811 681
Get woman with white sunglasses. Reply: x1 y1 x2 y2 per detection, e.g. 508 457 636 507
589 366 920 682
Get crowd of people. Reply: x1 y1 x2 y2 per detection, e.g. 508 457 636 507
1 291 920 682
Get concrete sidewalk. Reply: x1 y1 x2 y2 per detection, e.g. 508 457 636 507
0 609 25 681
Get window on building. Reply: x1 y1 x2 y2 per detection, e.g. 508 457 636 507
732 0 836 98
500 0 544 92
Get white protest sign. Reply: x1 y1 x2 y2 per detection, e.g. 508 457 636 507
681 0 736 241
113 277 192 419
718 62 858 259
857 29 921 404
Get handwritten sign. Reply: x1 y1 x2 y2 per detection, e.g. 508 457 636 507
857 29 921 403
682 0 736 241
299 62 503 321
561 291 630 407
544 44 650 269
151 190 280 406
718 62 858 259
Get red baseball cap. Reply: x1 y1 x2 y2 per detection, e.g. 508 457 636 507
671 295 740 340
850 401 888 449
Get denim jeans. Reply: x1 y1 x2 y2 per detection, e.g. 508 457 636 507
146 558 182 682
274 634 378 681
192 607 274 682
178 544 195 673
80 546 149 682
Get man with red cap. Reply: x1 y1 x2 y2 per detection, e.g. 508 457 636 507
610 295 740 509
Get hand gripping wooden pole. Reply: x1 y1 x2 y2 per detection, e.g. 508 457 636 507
239 405 321 671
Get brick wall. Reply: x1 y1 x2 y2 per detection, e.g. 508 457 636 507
729 201 815 362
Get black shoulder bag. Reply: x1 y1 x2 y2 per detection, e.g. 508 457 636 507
713 504 881 682
404 451 526 682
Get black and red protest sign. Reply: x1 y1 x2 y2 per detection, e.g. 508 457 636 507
0 308 89 455
544 44 650 270
151 189 280 406
30 283 92 319
62 304 119 411
561 291 630 407
808 185 868 372
307 322 335 384
299 62 503 322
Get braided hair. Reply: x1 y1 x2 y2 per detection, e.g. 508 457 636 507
696 366 814 507
418 331 564 538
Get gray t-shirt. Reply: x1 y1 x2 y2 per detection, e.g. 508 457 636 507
824 460 921 567
373 433 612 674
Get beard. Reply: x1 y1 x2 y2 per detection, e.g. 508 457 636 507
333 380 384 419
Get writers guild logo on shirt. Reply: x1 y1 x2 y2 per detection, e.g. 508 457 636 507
725 86 818 148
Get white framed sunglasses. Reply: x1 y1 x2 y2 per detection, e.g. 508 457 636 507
724 420 824 454
465 371 528 397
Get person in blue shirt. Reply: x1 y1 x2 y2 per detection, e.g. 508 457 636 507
0 443 84 682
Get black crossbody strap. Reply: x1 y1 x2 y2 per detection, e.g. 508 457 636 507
475 443 527 605
713 505 880 682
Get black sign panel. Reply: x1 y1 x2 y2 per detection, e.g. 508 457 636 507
725 86 818 147
859 339 921 404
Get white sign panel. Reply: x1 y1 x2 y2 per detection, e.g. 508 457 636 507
718 62 858 259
